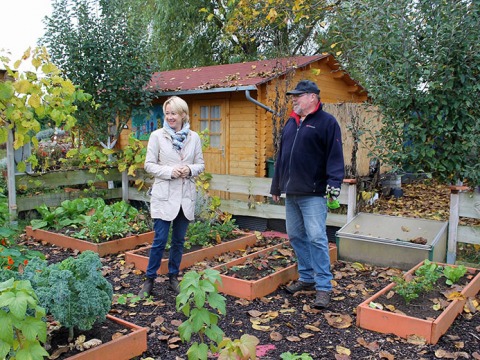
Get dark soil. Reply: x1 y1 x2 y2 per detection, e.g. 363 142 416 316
46 316 127 360
375 272 477 320
20 236 480 360
134 234 287 266
219 244 296 280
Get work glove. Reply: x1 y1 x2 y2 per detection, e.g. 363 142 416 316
325 184 341 210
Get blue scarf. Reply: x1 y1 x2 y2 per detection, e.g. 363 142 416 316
163 121 190 151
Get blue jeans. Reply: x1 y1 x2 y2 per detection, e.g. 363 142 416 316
285 195 332 291
146 208 190 279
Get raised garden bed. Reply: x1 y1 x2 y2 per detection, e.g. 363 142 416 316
25 226 154 257
125 231 258 275
50 315 147 360
356 260 480 344
213 242 338 300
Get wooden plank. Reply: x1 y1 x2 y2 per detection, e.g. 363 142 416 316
209 175 351 205
458 226 480 245
458 191 480 219
447 191 461 263
128 187 150 202
219 199 347 227
17 188 123 212
16 168 122 190
209 175 272 197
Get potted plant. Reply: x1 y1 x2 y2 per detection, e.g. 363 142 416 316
356 259 480 344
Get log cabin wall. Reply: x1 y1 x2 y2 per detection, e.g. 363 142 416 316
117 55 376 181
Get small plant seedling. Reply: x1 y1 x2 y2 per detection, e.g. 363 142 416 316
443 264 467 286
176 269 259 360
116 292 145 305
280 352 314 360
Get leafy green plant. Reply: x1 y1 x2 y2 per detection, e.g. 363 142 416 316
443 265 467 286
414 259 443 291
216 334 260 360
31 198 149 243
115 134 147 177
0 240 45 272
176 269 259 360
185 218 238 249
20 251 113 341
392 275 427 304
0 278 50 360
280 352 314 360
115 292 144 306
0 47 92 174
393 260 443 304
0 195 45 272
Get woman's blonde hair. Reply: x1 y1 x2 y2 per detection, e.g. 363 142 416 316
163 96 190 124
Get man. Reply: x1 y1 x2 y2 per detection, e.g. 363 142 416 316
270 80 344 309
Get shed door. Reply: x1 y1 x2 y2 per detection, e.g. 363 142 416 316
192 100 227 175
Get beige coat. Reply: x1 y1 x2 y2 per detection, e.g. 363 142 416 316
144 128 205 221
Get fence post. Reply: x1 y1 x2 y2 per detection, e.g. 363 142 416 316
122 171 129 202
447 185 469 264
344 179 357 223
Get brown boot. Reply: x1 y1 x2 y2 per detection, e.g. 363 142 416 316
313 290 331 309
138 277 154 298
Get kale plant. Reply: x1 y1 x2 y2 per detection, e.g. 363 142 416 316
21 251 113 340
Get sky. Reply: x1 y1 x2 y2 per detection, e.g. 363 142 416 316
1 0 53 68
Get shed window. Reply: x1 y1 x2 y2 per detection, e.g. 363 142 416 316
200 105 221 148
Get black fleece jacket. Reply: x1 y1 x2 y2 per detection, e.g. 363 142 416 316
270 104 345 197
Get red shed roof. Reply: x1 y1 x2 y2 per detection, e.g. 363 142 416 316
147 54 364 94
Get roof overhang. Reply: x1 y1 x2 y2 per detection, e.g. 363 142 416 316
149 85 257 97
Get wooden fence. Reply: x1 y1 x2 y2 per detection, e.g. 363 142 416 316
447 186 480 263
15 169 357 229
14 169 479 264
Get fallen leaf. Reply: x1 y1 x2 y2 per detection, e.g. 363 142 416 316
170 319 182 327
324 312 353 329
299 332 314 339
235 299 250 306
357 337 380 351
248 310 263 317
151 316 165 327
111 332 123 340
304 324 321 332
48 346 70 359
336 345 351 355
385 304 396 312
252 324 271 331
168 336 181 344
286 335 301 342
379 350 395 360
406 334 427 345
368 301 383 310
270 332 283 341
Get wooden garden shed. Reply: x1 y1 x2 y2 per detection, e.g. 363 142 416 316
119 54 372 178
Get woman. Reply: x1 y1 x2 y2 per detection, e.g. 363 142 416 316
139 96 205 298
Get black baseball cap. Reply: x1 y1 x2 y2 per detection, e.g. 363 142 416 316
286 80 320 95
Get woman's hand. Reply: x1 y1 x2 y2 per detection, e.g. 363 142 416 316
172 165 191 179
